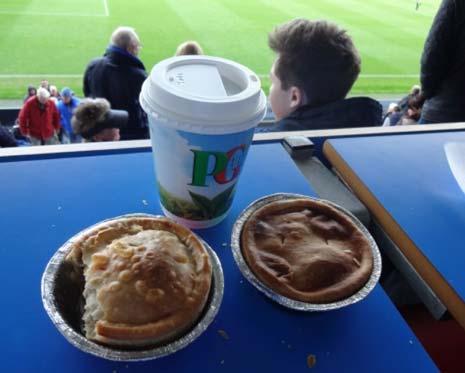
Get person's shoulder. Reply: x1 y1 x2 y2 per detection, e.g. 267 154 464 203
259 117 304 132
124 60 147 81
47 100 59 110
343 96 382 112
90 54 106 63
85 55 107 70
24 95 36 104
132 64 148 78
21 96 36 109
125 57 147 74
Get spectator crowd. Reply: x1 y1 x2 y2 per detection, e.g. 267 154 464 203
1 27 207 148
1 0 464 148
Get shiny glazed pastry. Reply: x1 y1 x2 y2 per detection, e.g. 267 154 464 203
66 217 212 347
241 199 373 303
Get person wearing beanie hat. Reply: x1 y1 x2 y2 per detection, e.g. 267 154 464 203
18 87 61 145
57 87 81 144
72 98 128 142
23 84 37 103
61 87 72 98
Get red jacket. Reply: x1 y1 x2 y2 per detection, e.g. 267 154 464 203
19 96 61 140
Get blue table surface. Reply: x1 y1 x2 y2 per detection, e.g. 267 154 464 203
326 132 465 304
0 143 436 372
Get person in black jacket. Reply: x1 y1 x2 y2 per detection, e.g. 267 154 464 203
257 18 381 133
83 26 149 140
0 124 17 148
419 0 465 124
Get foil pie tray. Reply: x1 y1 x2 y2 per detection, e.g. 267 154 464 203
41 214 224 361
231 193 382 312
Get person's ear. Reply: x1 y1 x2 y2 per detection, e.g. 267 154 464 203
289 86 305 109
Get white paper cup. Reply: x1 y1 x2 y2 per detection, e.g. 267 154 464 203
140 56 267 228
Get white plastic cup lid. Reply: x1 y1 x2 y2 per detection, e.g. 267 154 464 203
140 55 267 134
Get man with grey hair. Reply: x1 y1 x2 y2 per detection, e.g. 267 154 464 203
83 26 148 140
18 87 61 145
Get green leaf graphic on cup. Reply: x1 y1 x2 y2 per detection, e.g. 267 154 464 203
158 182 236 220
187 191 212 219
158 182 204 220
213 184 237 216
189 184 236 219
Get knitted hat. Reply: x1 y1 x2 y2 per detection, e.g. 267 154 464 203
71 98 128 139
61 87 73 98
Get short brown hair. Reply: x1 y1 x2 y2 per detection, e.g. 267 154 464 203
269 18 361 107
175 41 204 56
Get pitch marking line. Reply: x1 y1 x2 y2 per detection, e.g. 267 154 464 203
1 74 420 79
0 0 109 17
0 74 83 78
103 0 110 16
358 74 419 78
0 11 106 17
257 74 419 79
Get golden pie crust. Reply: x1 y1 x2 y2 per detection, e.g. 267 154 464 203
66 217 212 347
241 199 373 303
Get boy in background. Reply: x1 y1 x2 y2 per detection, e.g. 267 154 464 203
259 18 381 132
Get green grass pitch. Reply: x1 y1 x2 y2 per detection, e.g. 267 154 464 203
0 0 440 100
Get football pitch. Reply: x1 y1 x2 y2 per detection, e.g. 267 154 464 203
0 0 440 100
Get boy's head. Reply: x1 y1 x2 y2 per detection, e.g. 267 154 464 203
268 18 361 120
175 41 204 56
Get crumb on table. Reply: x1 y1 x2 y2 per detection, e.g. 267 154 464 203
218 329 230 340
307 354 317 368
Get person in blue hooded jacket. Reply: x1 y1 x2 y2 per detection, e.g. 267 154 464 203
57 87 81 143
83 26 149 140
